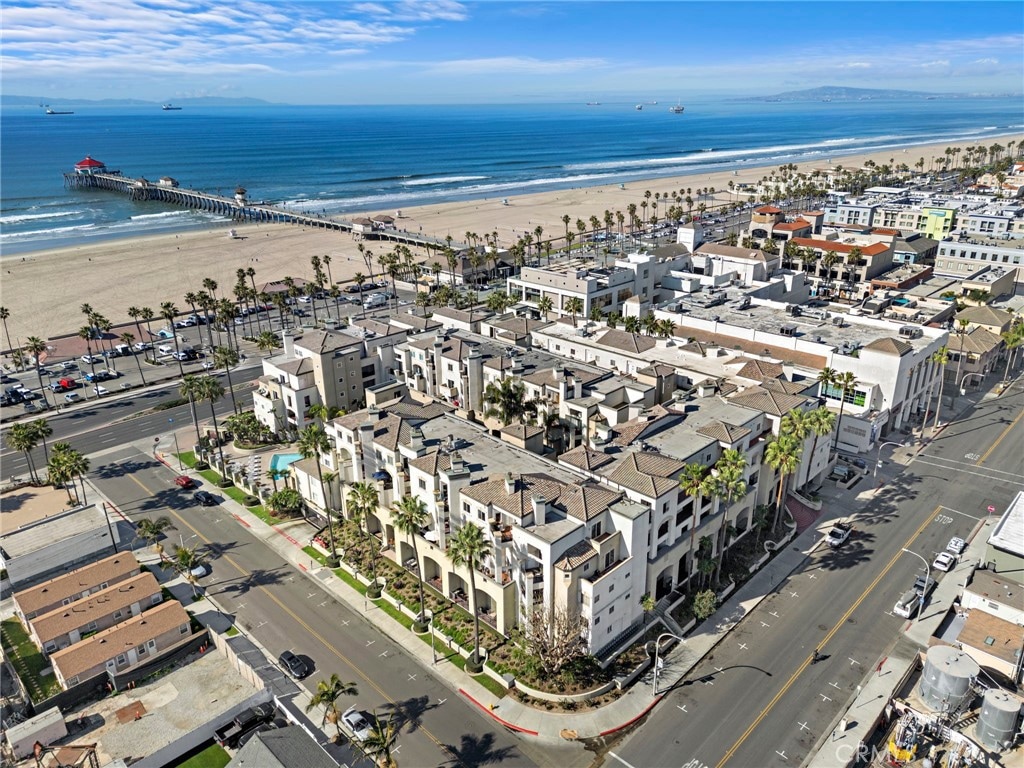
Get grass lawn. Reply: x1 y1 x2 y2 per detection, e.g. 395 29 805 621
173 743 230 768
0 618 61 701
177 451 279 526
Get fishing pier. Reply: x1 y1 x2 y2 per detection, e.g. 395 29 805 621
63 156 454 250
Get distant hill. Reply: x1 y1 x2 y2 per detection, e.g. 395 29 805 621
735 86 946 102
1 94 278 107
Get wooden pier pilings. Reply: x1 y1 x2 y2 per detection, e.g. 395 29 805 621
63 170 454 250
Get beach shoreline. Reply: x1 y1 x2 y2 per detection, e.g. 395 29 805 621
3 134 1020 345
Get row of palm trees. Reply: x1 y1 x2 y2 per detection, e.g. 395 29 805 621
5 417 91 504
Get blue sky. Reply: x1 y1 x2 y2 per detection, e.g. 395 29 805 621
2 1 1021 103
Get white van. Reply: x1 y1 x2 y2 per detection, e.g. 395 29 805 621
893 589 919 618
363 293 387 309
157 344 175 356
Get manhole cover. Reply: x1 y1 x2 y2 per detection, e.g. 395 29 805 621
847 618 857 625
817 624 829 631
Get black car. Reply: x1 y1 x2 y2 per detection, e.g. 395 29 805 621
278 649 309 679
193 490 218 506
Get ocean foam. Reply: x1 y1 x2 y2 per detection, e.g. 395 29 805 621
402 175 489 186
0 210 82 224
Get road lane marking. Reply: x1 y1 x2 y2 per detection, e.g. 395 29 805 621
913 458 1024 486
607 752 640 768
122 469 464 767
977 404 1024 465
714 505 942 768
924 455 1023 477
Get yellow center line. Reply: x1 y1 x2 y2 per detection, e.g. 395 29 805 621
715 505 942 768
977 403 1024 466
125 473 462 766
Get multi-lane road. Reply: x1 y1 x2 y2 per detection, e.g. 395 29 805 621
604 378 1024 768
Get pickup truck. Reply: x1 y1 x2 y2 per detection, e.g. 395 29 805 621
214 704 274 748
826 522 852 548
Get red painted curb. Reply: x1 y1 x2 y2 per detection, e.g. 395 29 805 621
599 695 663 737
298 563 308 572
232 514 251 528
459 688 539 735
272 526 300 546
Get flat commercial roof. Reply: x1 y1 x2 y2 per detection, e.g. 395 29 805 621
989 491 1024 557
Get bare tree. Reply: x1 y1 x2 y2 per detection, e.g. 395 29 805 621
519 605 588 677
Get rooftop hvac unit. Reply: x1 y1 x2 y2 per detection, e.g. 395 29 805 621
780 324 798 337
832 316 845 327
898 325 922 339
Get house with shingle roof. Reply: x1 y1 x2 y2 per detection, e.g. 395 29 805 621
49 601 193 689
13 553 141 623
956 305 1015 335
693 243 779 283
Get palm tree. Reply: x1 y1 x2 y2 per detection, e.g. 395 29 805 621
256 331 279 357
23 336 51 410
78 325 100 387
28 417 53 467
127 306 144 345
173 544 206 597
52 442 89 504
119 332 147 386
1001 323 1024 384
831 371 859 451
0 306 16 371
305 674 358 742
363 714 400 767
391 495 429 625
537 295 553 321
178 375 206 455
482 377 536 425
565 296 584 328
448 523 488 668
134 516 174 557
298 423 338 564
47 450 76 504
805 407 836 476
951 317 970 395
347 481 382 590
765 434 801 531
140 307 156 362
709 449 748 585
929 345 951 434
160 302 185 376
197 376 227 469
7 421 40 483
212 346 240 414
678 462 708 593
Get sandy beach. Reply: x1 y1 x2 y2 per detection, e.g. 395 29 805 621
3 135 1020 346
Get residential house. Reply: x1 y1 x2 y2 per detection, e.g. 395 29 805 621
13 553 140 623
48 601 192 689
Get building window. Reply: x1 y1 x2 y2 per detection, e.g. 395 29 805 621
113 610 123 620
151 595 161 605
44 641 57 653
594 616 601 626
87 621 97 631
609 605 615 614
137 644 147 655
605 551 615 569
418 479 427 490
179 624 190 635
116 654 127 666
591 521 602 538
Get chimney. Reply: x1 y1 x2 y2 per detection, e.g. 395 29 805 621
504 472 516 495
532 495 548 525
367 405 381 421
282 329 297 357
408 426 424 454
449 450 464 472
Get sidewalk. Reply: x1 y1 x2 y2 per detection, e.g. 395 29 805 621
160 445 845 742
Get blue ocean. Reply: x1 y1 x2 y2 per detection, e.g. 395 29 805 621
1 98 1021 254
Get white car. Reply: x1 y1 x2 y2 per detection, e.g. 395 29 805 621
932 552 956 572
947 537 966 555
64 392 81 403
81 354 103 364
92 385 109 396
201 361 216 370
341 706 371 742
189 563 208 579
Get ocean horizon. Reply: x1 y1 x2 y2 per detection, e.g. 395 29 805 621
2 97 1022 255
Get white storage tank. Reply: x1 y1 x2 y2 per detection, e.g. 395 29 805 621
919 646 979 713
975 688 1021 750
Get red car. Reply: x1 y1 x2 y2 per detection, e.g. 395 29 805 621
174 475 196 489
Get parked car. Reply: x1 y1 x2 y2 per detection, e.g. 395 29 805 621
92 385 110 396
81 354 103 364
947 537 967 555
932 552 956 572
341 706 372 742
826 522 852 548
59 360 78 370
189 563 209 579
175 475 196 489
278 649 309 679
64 392 81 403
193 490 217 506
132 342 153 352
201 361 216 370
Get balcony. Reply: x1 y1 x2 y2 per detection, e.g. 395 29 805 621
582 556 630 586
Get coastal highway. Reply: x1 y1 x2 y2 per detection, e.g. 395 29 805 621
604 378 1024 768
1 366 262 479
89 443 546 768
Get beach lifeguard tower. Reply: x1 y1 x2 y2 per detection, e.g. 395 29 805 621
74 156 106 175
234 186 248 204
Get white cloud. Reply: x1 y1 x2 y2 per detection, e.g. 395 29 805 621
424 56 606 76
916 60 951 69
837 62 871 69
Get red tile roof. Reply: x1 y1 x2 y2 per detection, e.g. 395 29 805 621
791 238 888 256
75 156 105 168
754 205 783 214
872 228 901 236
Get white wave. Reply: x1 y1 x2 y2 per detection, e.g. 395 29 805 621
129 210 192 221
0 210 82 224
0 223 97 240
402 175 489 187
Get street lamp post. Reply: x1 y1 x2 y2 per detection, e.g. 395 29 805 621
873 441 905 484
169 418 183 470
652 632 686 696
900 548 930 623
956 372 983 406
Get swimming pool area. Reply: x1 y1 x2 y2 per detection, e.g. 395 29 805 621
269 453 302 473
892 297 911 306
